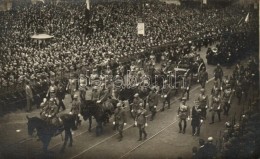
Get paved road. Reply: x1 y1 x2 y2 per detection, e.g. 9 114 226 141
0 45 255 159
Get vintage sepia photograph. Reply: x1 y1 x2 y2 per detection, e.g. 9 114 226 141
0 0 259 158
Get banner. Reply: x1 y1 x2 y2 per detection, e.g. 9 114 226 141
137 23 145 35
203 0 207 4
86 0 90 10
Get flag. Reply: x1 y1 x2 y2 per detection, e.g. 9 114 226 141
137 23 145 35
245 13 249 23
86 0 90 10
203 0 207 4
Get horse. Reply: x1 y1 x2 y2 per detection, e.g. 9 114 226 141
26 114 77 153
80 99 118 136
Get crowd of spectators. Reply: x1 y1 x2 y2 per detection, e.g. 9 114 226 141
0 0 258 110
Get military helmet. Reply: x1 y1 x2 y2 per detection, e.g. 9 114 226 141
134 93 139 97
208 137 213 142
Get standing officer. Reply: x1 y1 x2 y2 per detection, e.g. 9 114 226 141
210 92 221 124
181 73 191 101
147 86 159 121
197 67 208 88
91 86 100 102
113 103 127 142
70 94 81 127
25 81 34 112
223 84 233 116
197 88 209 119
191 100 203 136
178 97 190 134
213 63 224 84
161 80 172 111
135 104 148 141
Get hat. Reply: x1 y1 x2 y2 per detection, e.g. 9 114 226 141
208 137 213 142
200 88 205 92
134 93 139 97
73 94 78 98
93 86 98 89
182 97 187 101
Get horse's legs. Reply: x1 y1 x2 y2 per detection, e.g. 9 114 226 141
43 136 51 153
60 130 69 153
88 116 92 132
68 130 73 147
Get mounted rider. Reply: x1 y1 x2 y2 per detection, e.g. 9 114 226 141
78 74 87 100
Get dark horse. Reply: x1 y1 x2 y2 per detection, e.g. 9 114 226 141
80 98 118 136
27 114 77 153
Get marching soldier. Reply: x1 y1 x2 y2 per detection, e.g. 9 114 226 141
57 82 66 112
91 86 100 102
70 94 81 127
113 103 127 142
135 104 148 141
197 88 209 119
147 86 159 121
78 74 87 100
209 92 221 124
221 75 230 91
223 84 233 116
181 72 191 100
211 81 221 96
66 74 78 102
161 80 172 111
177 97 190 134
191 100 203 136
131 93 144 119
197 67 208 88
213 63 224 84
40 98 48 120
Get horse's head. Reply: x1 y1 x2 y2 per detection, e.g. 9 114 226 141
26 116 36 137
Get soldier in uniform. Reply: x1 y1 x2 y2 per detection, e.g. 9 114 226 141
210 92 221 124
181 72 191 101
177 98 190 134
161 80 172 111
91 86 100 102
66 74 78 102
211 81 221 96
213 63 224 84
57 82 66 112
223 84 233 116
197 88 209 119
79 74 87 100
113 103 127 141
131 93 144 119
98 83 109 110
191 100 203 136
197 67 208 88
147 86 159 121
70 94 81 127
46 80 58 100
135 104 148 141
